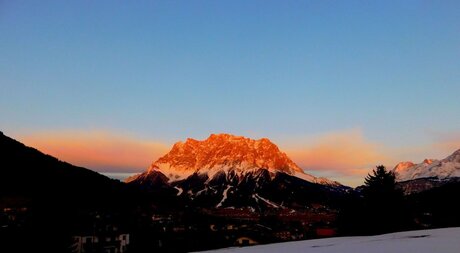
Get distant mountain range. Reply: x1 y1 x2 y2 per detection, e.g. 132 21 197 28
394 150 460 181
3 128 459 200
393 149 460 194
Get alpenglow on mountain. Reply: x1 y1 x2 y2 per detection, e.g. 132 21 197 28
127 134 343 210
393 149 460 182
128 133 335 185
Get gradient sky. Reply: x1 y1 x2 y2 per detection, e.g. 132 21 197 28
1 1 460 186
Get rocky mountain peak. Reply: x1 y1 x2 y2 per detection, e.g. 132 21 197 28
129 133 337 185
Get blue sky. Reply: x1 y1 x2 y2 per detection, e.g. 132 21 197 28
1 1 459 186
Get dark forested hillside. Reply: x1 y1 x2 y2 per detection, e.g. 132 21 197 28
0 131 140 252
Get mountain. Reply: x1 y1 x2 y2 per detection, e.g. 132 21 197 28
393 149 460 194
394 150 460 181
128 133 336 185
128 133 345 211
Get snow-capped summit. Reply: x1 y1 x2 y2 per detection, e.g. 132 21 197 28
393 149 460 182
394 161 416 172
128 134 345 211
128 133 336 185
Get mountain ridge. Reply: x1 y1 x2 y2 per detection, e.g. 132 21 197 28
128 133 338 186
393 149 460 194
393 149 460 182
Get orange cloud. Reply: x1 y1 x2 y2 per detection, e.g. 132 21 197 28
282 129 389 178
19 130 169 172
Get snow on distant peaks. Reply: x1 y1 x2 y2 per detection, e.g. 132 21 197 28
393 149 460 182
394 161 416 172
423 159 435 165
135 133 336 185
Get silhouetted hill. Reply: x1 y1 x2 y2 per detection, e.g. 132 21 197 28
0 131 138 252
0 131 126 205
408 180 460 228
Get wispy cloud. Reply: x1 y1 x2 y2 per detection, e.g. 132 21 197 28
281 129 460 186
19 130 169 172
281 129 390 182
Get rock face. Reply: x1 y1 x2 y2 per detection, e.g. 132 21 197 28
128 133 337 185
128 134 345 210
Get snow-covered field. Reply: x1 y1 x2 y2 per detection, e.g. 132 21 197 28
201 227 460 253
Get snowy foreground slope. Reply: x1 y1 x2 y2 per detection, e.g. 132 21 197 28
200 227 460 253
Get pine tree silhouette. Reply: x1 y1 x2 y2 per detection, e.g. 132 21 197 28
362 165 407 234
338 165 411 235
364 165 398 197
